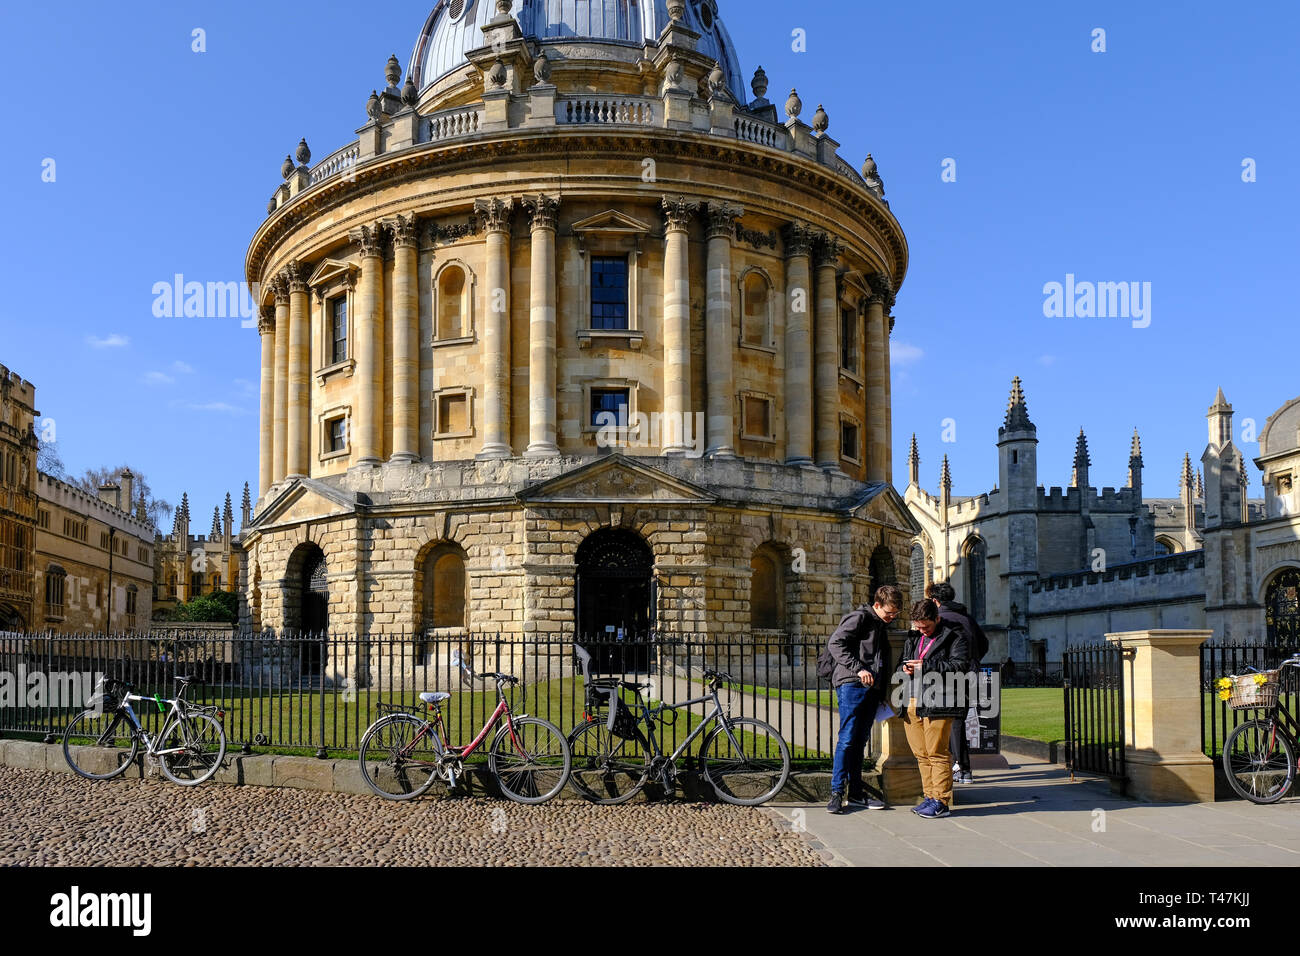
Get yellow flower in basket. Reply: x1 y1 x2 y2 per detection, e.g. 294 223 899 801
1218 689 1232 701
1216 677 1232 690
1254 673 1268 686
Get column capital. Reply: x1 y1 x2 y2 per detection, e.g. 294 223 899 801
388 212 419 248
661 195 700 232
349 222 388 258
705 202 744 240
473 196 515 233
781 221 817 257
869 271 896 310
269 273 290 302
258 305 276 335
812 234 844 269
523 194 560 232
284 260 309 293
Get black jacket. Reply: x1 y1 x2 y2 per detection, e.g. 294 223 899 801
827 605 892 689
898 621 972 719
938 601 989 668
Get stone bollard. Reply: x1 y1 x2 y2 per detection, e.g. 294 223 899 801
876 715 924 805
1105 629 1215 803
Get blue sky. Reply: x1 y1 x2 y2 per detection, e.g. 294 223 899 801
1 0 1295 521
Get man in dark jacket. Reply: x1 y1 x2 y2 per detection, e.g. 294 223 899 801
926 581 989 785
826 584 902 814
899 599 971 818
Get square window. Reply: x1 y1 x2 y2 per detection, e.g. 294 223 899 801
590 256 628 330
327 417 347 453
743 395 772 439
590 388 630 428
438 393 469 435
330 297 348 364
840 308 859 373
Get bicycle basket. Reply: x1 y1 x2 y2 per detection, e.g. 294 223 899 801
1220 671 1280 710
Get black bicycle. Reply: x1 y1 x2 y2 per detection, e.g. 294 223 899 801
1221 655 1300 803
567 648 790 806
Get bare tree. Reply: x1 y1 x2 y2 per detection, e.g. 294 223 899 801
72 465 173 532
36 439 67 480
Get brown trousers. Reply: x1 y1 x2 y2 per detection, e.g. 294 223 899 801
904 703 954 807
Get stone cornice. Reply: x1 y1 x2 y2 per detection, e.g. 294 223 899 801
248 129 908 288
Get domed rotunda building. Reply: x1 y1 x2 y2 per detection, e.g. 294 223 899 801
241 0 917 643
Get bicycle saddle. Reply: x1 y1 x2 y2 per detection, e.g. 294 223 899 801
419 692 451 705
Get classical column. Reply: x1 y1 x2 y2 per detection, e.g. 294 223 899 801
523 195 560 457
813 235 843 470
257 306 275 497
271 273 290 483
865 276 888 483
884 301 895 483
661 195 699 454
390 213 420 462
782 222 816 466
285 261 310 478
705 202 742 458
351 223 387 465
475 197 514 459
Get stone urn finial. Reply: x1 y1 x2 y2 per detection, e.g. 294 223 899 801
402 74 418 107
812 104 829 133
785 88 802 120
487 60 508 88
385 54 401 89
366 90 381 120
295 138 311 166
533 53 552 84
267 197 277 215
751 65 768 101
666 0 686 21
496 0 513 15
281 155 295 180
707 62 725 96
664 58 685 88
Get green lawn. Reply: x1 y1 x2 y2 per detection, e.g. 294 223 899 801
1000 688 1065 743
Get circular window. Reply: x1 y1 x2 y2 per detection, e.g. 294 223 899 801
447 0 467 21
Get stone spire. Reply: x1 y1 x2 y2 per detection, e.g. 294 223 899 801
1071 428 1091 488
1196 469 1204 498
1208 386 1233 450
223 492 234 540
241 482 251 530
210 506 221 539
940 454 952 513
136 489 148 523
1127 428 1143 488
907 433 920 487
1003 376 1033 431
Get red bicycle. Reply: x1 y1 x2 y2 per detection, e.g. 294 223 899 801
357 671 571 803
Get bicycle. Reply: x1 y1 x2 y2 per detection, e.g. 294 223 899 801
62 675 228 786
1220 654 1300 803
357 671 571 803
567 647 791 805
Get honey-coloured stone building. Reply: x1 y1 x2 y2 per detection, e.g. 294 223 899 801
240 0 918 643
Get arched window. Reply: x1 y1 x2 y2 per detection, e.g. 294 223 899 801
1154 536 1177 556
435 263 471 341
750 544 785 630
910 543 927 601
964 536 987 623
421 545 468 630
1265 567 1300 649
740 270 772 347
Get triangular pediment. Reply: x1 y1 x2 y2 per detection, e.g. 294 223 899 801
517 454 716 505
308 258 359 289
844 483 922 534
571 210 652 236
248 477 360 531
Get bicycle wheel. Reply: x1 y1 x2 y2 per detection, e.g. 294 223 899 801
62 710 138 780
699 717 791 806
567 717 652 804
1222 718 1296 804
358 713 442 800
489 716 571 804
159 712 227 786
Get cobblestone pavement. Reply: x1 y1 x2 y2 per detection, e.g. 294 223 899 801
0 767 824 866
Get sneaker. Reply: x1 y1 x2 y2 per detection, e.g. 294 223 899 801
917 800 950 819
865 796 887 810
827 791 846 814
911 797 937 815
956 772 974 785
847 794 887 810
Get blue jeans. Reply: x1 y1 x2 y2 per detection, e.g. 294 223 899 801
831 682 876 795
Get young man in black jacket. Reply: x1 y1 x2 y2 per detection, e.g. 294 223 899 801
899 599 971 818
825 584 902 814
926 581 989 785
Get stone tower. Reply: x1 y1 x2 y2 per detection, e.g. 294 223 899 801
996 377 1038 660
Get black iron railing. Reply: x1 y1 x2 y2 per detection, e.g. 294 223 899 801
1063 643 1126 785
0 630 842 765
1200 641 1297 759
